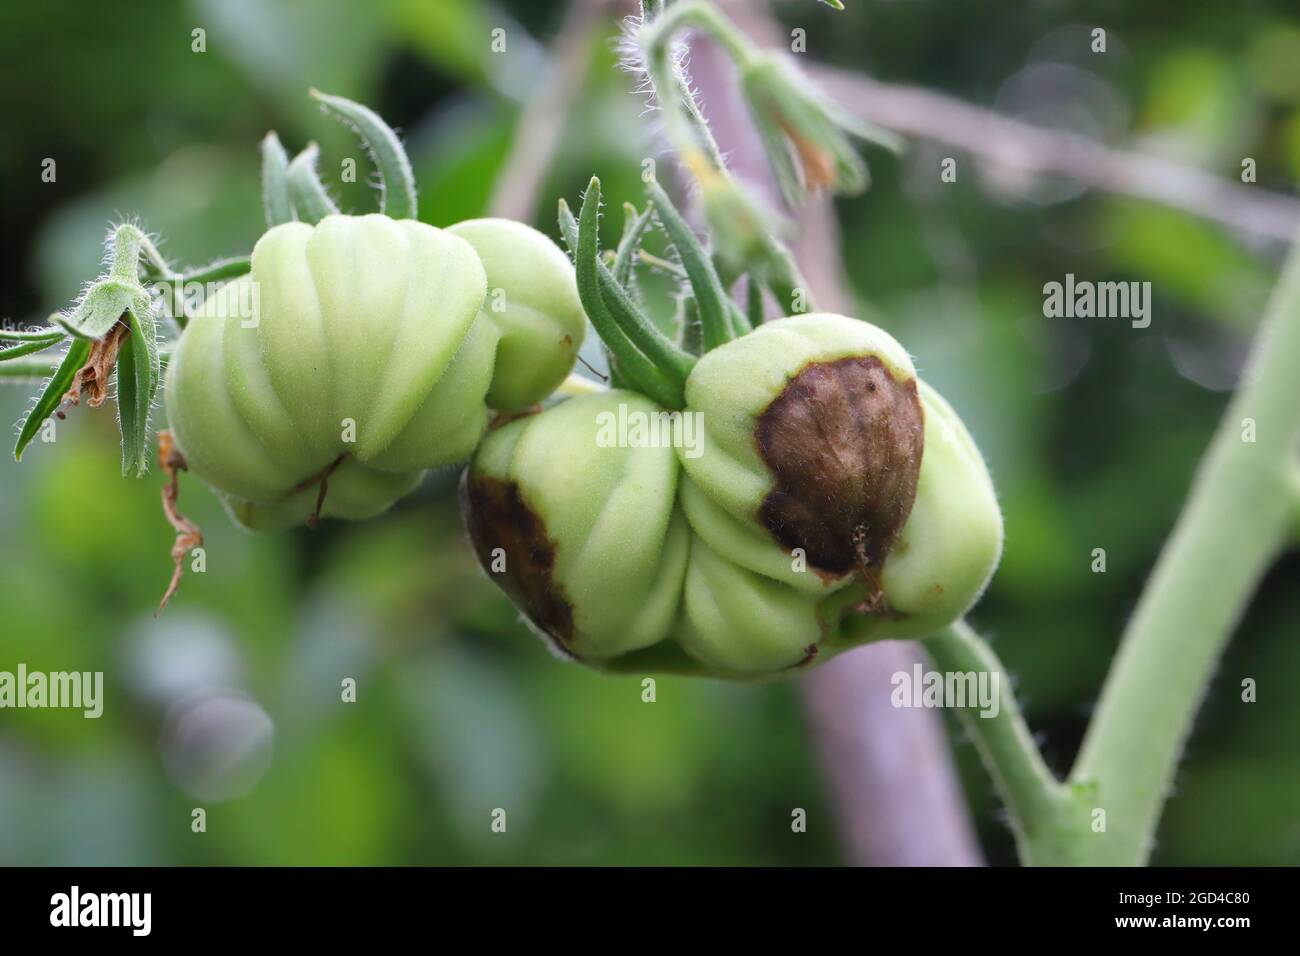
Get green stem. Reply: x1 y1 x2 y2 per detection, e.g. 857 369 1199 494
0 335 64 361
637 1 815 319
1 324 65 343
141 256 251 332
0 358 61 383
1063 226 1300 865
923 621 1081 865
639 4 741 176
109 224 170 280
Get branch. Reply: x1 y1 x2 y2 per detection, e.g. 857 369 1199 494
923 622 1080 866
809 66 1300 245
1068 222 1300 865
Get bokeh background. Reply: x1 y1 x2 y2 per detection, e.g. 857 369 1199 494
1 0 1298 865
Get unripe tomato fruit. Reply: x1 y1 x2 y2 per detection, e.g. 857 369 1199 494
678 312 924 594
445 218 587 413
165 214 494 530
461 390 690 662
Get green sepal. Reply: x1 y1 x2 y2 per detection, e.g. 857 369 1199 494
646 179 733 351
562 189 689 408
0 332 65 361
1 324 68 343
261 131 296 227
286 144 340 224
116 303 161 477
745 274 764 330
56 279 150 340
13 338 91 461
613 202 654 286
310 89 418 221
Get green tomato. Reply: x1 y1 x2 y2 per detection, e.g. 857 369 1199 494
675 379 1003 676
166 213 495 529
678 312 923 593
676 529 828 677
675 312 1002 654
460 319 1001 680
868 379 1003 638
446 218 586 413
460 390 689 662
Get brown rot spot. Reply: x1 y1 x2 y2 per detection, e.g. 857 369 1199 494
756 356 924 592
459 471 575 650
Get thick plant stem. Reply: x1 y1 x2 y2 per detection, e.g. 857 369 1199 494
924 622 1080 865
1063 228 1300 866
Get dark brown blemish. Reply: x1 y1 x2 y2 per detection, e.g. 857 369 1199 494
459 471 575 652
756 356 924 595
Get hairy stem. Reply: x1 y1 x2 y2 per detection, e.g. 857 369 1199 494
1062 227 1300 865
923 621 1081 865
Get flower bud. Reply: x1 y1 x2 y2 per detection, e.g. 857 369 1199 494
460 391 689 662
445 218 587 412
166 213 495 530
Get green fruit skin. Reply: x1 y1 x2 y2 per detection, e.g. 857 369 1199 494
869 379 1003 639
165 214 495 529
446 218 587 413
676 532 825 677
674 379 1003 674
464 390 689 661
462 379 999 678
677 311 917 565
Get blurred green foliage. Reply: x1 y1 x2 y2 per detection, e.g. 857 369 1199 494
0 0 1297 865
